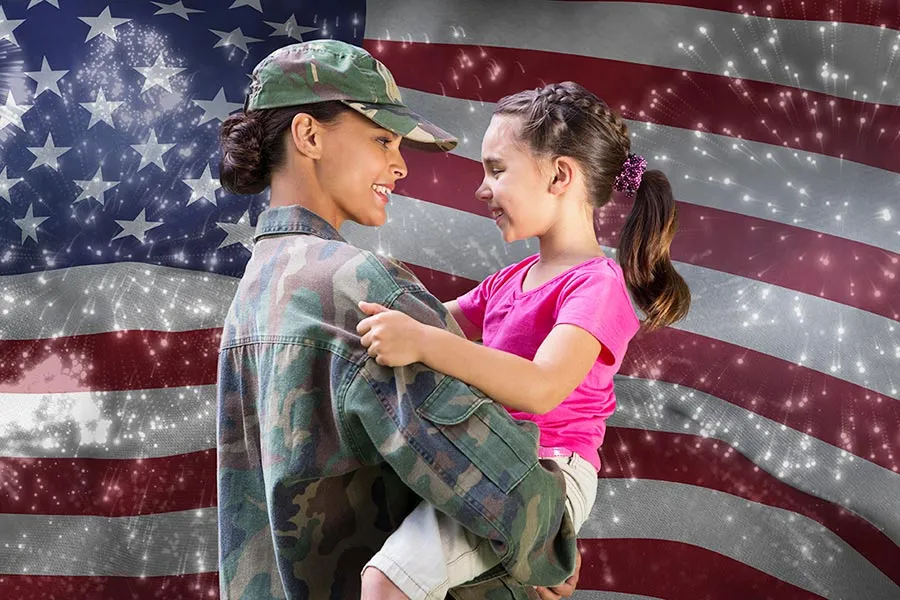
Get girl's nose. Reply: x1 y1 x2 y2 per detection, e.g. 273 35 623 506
475 180 491 202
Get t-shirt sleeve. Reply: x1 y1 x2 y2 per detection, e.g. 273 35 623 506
456 271 498 330
555 272 639 366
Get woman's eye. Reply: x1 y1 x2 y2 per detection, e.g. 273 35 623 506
377 137 391 147
491 169 503 175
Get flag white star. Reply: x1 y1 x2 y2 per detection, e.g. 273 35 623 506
25 57 68 98
0 91 30 132
14 204 49 245
79 6 131 43
152 1 202 21
0 7 25 47
229 0 262 12
0 167 23 204
28 0 60 8
265 15 318 41
133 53 186 95
112 208 163 243
130 129 176 173
217 210 254 251
26 132 71 172
192 88 242 126
183 164 221 206
210 27 263 53
73 167 119 205
80 89 123 129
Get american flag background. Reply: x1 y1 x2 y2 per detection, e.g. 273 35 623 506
1 0 898 598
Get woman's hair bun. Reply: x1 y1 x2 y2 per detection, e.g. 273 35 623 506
219 112 269 195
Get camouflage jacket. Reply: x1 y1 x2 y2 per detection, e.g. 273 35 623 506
216 206 577 600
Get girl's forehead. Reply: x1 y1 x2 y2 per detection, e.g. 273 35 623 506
483 115 529 157
486 114 522 139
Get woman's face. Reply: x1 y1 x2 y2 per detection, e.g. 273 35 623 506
316 110 408 228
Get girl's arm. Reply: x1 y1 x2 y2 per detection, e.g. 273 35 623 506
417 323 600 415
443 300 482 341
357 302 600 415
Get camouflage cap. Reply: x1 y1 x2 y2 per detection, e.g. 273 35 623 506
245 40 457 151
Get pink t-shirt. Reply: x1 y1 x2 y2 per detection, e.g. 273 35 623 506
457 253 641 472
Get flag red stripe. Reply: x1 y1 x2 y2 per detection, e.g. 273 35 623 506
577 538 827 598
558 0 900 30
0 572 219 600
399 150 900 321
621 326 899 472
0 451 217 517
404 264 900 473
601 427 900 585
0 541 828 599
4 273 896 471
0 329 220 393
368 40 900 175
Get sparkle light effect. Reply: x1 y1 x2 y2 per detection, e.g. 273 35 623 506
1 0 899 594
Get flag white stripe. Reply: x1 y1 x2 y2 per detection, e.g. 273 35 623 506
365 0 900 106
582 479 900 599
0 262 236 341
0 508 217 576
343 194 900 399
610 375 900 545
399 88 900 254
0 385 215 459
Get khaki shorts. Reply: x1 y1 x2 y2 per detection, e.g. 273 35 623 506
363 452 598 600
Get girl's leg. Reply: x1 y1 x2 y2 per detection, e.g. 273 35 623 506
554 453 599 533
363 499 499 600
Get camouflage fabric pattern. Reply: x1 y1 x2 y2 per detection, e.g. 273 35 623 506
217 206 577 600
244 40 456 151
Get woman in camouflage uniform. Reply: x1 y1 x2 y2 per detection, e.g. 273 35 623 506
215 40 580 600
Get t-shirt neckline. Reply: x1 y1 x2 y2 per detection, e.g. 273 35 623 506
516 253 610 297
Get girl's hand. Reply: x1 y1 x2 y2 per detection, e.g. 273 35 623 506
357 301 426 367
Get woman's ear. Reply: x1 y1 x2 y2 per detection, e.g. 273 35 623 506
290 113 324 159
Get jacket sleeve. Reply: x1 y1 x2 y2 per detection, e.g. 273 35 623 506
340 288 578 588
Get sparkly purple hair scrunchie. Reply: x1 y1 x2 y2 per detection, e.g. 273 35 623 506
613 153 647 197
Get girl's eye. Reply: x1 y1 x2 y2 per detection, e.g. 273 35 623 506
377 137 391 147
491 168 503 175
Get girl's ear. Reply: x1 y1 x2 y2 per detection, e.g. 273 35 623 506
290 113 324 159
548 156 576 195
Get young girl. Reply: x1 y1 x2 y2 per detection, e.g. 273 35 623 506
358 81 691 600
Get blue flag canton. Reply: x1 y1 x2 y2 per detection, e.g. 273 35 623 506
0 0 366 278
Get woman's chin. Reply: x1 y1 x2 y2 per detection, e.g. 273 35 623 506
361 210 387 228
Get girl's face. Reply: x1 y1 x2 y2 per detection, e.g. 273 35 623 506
317 110 408 228
476 115 556 243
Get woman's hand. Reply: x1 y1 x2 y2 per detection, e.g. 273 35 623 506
357 301 427 367
534 548 581 599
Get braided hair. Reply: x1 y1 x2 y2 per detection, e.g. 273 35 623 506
495 82 691 331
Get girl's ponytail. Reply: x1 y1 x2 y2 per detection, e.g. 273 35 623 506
618 170 691 331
